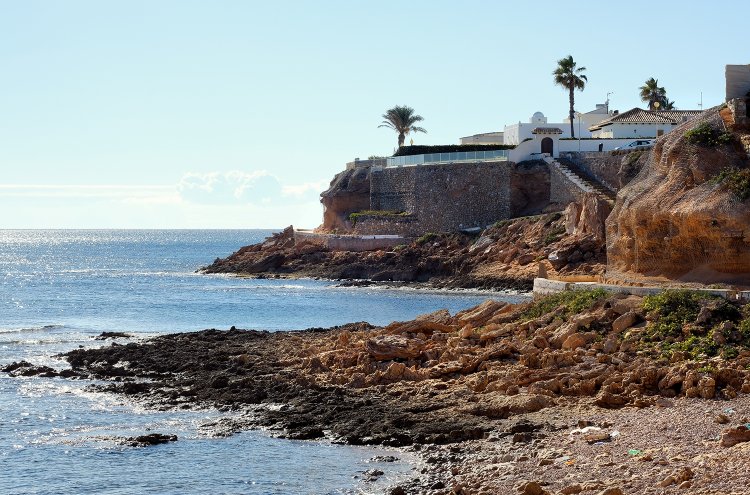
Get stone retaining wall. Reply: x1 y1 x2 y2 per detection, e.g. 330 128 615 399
364 161 513 235
548 161 585 208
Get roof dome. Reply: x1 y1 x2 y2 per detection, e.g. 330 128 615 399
530 111 547 124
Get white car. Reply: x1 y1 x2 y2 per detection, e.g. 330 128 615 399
614 139 654 151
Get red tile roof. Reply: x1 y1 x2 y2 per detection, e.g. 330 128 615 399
589 108 703 131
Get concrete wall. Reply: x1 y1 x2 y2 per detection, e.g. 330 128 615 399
295 230 407 251
345 158 386 170
359 160 512 235
726 64 750 101
510 137 636 163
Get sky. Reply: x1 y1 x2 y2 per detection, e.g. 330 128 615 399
1 0 748 229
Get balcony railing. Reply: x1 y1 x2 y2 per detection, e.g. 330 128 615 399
386 149 509 167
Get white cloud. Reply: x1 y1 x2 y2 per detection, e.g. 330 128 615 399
176 171 326 205
282 179 329 199
0 172 328 228
176 171 281 204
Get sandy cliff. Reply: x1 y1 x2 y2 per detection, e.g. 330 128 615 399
606 106 750 286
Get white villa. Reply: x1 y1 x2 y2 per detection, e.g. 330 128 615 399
589 108 704 138
502 103 611 145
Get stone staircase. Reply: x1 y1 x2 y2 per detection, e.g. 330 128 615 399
550 157 617 204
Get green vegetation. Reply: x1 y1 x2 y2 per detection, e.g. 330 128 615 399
624 150 645 167
684 122 733 147
415 232 438 245
521 288 608 321
348 210 408 226
378 106 426 148
552 55 587 138
642 290 748 360
639 77 674 111
711 167 750 201
543 226 566 245
392 144 514 157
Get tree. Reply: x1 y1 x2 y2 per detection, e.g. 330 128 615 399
639 77 667 111
552 55 587 138
378 106 426 148
662 99 676 111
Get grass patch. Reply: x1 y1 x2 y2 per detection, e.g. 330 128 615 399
711 167 750 201
684 122 733 147
521 288 608 321
415 232 438 246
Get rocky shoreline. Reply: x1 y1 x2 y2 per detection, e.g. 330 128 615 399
201 209 608 292
8 289 748 494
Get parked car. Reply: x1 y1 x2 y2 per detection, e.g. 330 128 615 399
614 139 654 150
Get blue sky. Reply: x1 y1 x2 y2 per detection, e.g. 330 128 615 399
1 0 748 228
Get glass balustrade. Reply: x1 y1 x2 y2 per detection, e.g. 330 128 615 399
386 149 509 167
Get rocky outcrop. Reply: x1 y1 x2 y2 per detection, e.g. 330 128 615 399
319 166 372 232
44 289 750 494
202 213 606 289
607 106 750 286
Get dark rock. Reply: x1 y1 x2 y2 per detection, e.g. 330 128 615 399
95 332 132 340
1 361 58 377
128 433 178 446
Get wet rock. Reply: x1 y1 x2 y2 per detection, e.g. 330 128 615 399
95 332 132 340
128 433 177 446
1 361 58 377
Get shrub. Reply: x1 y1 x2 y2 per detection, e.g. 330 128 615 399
521 288 608 321
543 226 566 245
711 168 750 201
684 122 733 147
415 232 438 245
393 144 515 157
642 290 707 340
643 290 747 359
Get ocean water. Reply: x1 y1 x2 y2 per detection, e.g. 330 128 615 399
0 229 528 494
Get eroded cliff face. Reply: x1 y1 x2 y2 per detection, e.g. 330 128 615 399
319 166 372 232
606 107 750 285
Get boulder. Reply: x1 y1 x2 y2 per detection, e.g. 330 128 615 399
365 335 425 361
720 425 750 447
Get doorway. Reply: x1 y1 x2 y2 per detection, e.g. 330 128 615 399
541 137 553 155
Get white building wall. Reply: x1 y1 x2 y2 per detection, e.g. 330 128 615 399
593 123 676 139
503 122 592 145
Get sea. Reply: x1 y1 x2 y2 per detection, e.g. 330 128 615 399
0 229 529 495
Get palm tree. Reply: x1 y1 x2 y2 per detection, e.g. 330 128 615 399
552 55 587 138
662 99 676 111
378 106 426 148
639 77 667 111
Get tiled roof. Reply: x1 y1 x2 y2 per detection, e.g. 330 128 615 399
589 108 704 131
531 127 563 134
